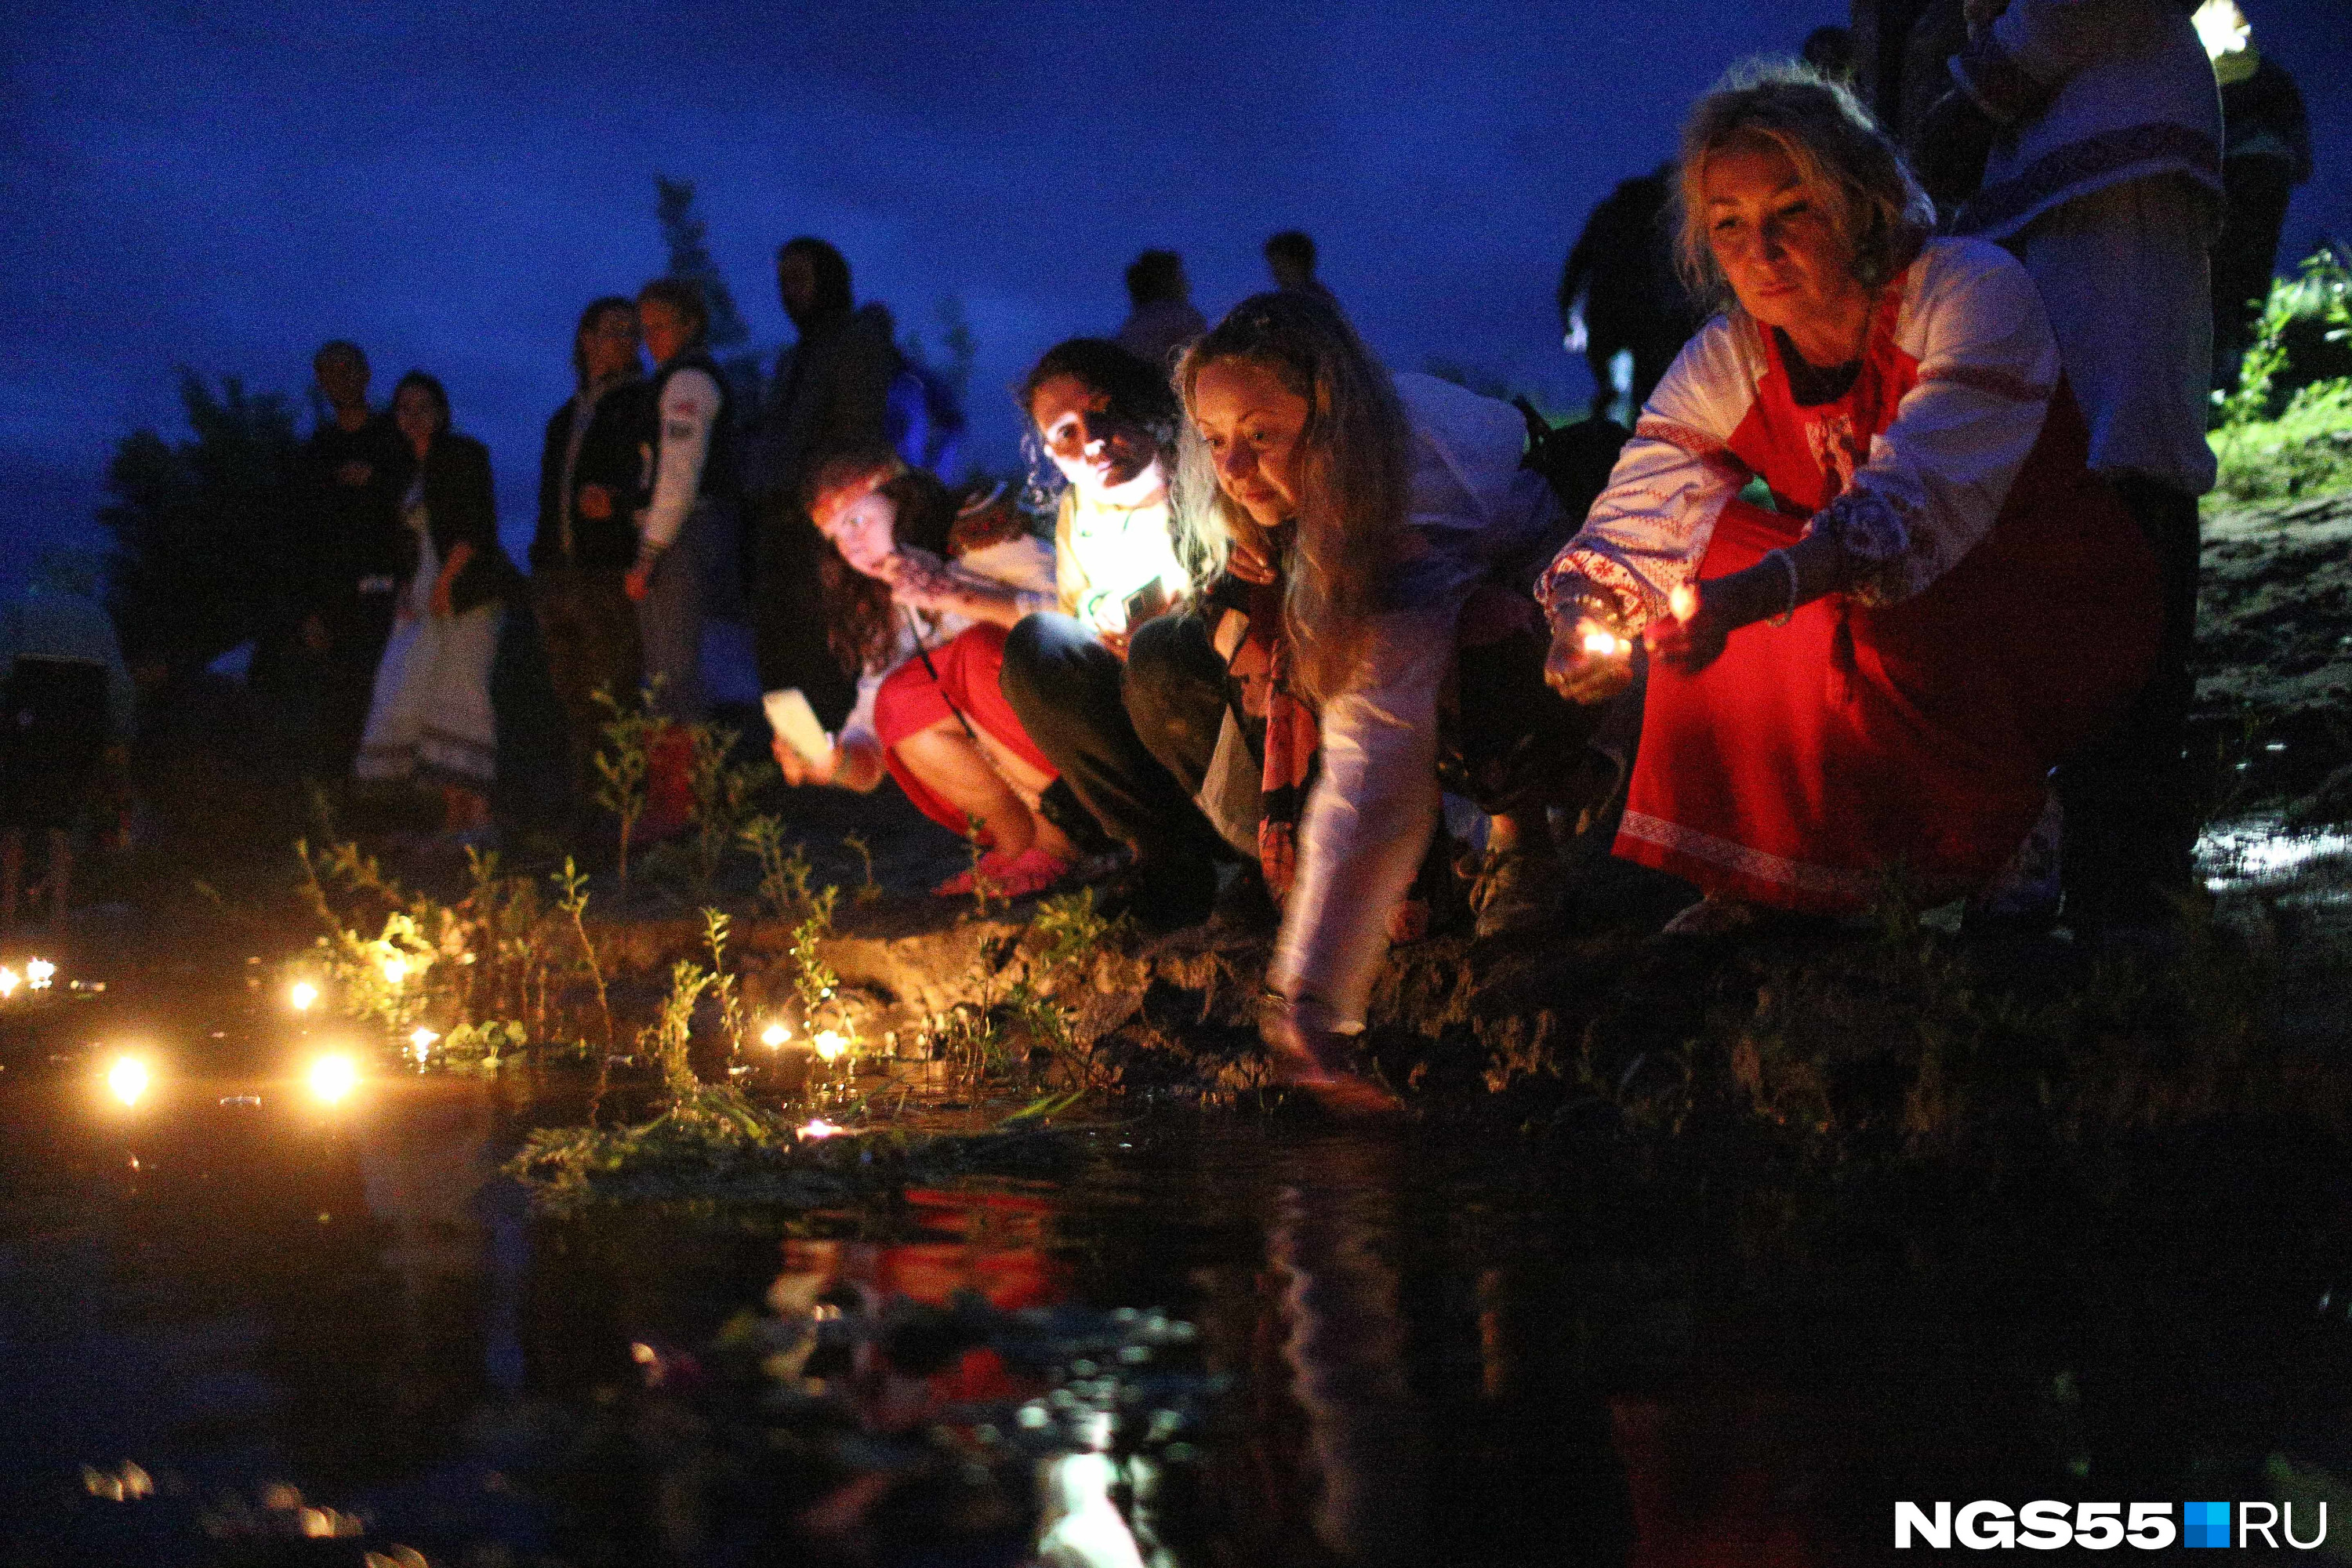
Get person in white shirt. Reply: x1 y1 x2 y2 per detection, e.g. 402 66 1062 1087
998 339 1231 929
629 278 731 727
771 451 1077 899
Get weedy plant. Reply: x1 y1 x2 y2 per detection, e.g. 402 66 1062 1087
705 908 748 1060
840 831 882 902
687 722 775 895
742 817 826 920
592 682 661 892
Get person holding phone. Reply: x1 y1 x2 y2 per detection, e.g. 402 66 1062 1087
996 339 1232 931
775 449 1076 899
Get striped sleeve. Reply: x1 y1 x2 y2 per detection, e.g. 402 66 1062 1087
1537 317 1756 633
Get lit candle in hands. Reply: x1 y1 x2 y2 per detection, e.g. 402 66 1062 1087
1669 583 1698 623
1578 623 1632 659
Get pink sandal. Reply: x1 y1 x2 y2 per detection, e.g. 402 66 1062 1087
931 847 1072 900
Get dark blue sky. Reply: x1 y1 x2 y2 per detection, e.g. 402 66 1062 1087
5 0 2346 588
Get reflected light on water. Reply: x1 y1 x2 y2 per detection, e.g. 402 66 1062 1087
1035 1451 1148 1568
307 1054 360 1105
107 1056 151 1108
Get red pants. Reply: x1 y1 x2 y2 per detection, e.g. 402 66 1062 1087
870 624 1058 839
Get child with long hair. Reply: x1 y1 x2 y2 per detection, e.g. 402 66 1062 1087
773 450 1076 898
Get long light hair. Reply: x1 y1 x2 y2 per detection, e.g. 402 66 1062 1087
1674 60 1935 314
1173 291 1410 701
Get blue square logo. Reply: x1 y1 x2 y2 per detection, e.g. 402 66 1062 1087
2183 1501 2231 1548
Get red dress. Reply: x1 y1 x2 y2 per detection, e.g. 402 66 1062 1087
1544 239 2160 910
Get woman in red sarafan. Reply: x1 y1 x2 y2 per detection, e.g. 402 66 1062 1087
1541 62 2158 927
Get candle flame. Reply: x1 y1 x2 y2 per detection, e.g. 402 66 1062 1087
307 1053 360 1105
0 968 17 999
289 980 318 1012
811 1029 848 1062
1579 627 1629 659
107 1055 151 1107
760 1022 789 1049
797 1117 846 1140
26 958 54 990
1669 584 1698 622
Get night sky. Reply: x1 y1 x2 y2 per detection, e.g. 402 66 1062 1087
6 0 2347 591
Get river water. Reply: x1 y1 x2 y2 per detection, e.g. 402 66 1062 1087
4 864 2350 1566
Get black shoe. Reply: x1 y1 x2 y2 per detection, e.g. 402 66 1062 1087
1103 852 1218 935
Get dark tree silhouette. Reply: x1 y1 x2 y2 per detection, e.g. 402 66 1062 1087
654 175 750 350
97 372 303 673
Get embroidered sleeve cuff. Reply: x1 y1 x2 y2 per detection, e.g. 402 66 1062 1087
1807 487 1933 606
1948 34 2049 125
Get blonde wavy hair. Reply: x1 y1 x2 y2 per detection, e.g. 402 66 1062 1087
1675 60 1936 313
1172 291 1411 702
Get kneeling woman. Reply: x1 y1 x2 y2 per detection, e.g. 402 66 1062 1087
356 371 523 835
998 339 1229 928
1167 292 1591 1107
1541 65 2158 930
775 451 1076 898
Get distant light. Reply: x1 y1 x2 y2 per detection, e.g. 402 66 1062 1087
380 956 408 986
308 1054 360 1104
107 1055 151 1107
289 980 319 1013
812 1029 848 1063
760 1022 789 1049
0 968 17 999
26 958 55 991
797 1117 846 1140
409 1026 437 1064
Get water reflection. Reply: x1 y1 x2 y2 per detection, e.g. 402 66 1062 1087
5 975 2348 1566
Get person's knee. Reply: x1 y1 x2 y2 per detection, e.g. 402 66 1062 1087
1003 613 1105 710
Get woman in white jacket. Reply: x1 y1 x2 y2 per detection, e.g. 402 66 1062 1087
1167 291 1590 1109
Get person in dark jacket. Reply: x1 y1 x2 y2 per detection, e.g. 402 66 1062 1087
2205 0 2314 387
742 238 901 731
354 372 521 837
1557 165 1701 420
629 278 731 728
300 340 410 773
532 297 651 812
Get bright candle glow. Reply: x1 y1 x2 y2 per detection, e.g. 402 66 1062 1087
0 968 17 999
26 958 54 991
2192 0 2249 59
107 1056 151 1107
289 981 318 1013
307 1054 360 1104
380 956 408 986
760 1022 789 1049
811 1029 848 1062
797 1117 845 1140
1669 584 1698 622
1580 628 1628 659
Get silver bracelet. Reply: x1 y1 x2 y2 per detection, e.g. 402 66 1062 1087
1764 547 1799 626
